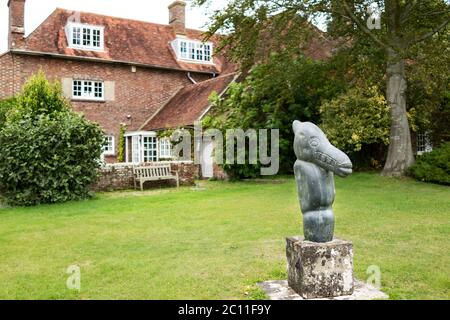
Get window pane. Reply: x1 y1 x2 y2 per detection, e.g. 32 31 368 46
196 44 203 60
189 42 195 59
73 80 82 97
180 41 187 59
94 82 103 98
102 135 114 154
143 137 157 162
83 28 91 46
72 27 81 45
83 81 93 97
92 29 101 47
204 44 211 61
159 139 171 158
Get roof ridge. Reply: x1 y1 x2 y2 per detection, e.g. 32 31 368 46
54 7 207 34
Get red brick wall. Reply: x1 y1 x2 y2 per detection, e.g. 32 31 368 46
0 53 212 162
0 53 17 98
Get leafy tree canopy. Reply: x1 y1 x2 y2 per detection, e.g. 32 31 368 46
195 0 450 176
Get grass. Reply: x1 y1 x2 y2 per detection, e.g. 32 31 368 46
0 173 448 300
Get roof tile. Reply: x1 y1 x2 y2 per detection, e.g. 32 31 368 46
24 9 232 74
141 73 236 130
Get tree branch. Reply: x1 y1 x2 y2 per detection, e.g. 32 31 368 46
412 18 450 44
341 0 393 51
400 0 417 25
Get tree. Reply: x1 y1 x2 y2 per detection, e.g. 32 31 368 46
195 0 450 176
204 52 342 177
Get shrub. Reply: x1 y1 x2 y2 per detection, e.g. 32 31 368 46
408 142 450 186
0 97 16 127
0 72 104 206
320 86 390 152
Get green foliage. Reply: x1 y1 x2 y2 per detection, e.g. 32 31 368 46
10 70 70 121
320 86 390 152
117 124 127 162
0 97 16 127
196 0 450 175
0 72 104 206
204 53 343 178
408 142 450 185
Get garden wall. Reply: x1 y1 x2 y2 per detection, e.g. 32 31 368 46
91 161 200 192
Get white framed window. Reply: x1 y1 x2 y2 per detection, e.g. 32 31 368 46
143 136 158 162
103 135 115 156
417 132 433 155
66 23 104 51
173 38 213 63
72 80 104 101
159 138 172 158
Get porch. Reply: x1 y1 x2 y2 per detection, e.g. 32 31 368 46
124 131 172 164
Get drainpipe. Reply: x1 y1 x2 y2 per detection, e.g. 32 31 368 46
187 72 197 84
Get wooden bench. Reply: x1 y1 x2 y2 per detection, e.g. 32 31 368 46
133 164 179 191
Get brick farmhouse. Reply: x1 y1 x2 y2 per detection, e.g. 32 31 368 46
0 0 240 176
1 0 350 178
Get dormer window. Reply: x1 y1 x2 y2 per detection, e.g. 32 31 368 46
172 38 213 63
66 23 104 51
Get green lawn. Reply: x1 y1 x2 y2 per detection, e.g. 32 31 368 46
0 173 448 300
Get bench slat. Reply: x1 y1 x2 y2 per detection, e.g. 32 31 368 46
134 164 179 191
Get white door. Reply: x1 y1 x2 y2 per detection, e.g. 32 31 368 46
201 140 214 178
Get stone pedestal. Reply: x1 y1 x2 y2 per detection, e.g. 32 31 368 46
286 236 354 299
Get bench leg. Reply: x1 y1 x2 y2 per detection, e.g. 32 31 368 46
176 172 180 188
140 180 144 191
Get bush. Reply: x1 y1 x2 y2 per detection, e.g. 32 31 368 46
0 72 104 206
0 97 16 127
320 86 390 152
408 142 450 185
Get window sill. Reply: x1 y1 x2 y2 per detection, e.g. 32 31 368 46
71 98 106 103
177 58 215 65
68 46 105 52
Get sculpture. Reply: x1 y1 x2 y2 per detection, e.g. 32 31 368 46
293 120 353 243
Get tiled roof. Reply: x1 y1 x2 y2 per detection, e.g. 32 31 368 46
141 73 237 130
23 9 232 74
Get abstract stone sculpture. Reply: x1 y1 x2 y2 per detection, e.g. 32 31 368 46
293 120 353 243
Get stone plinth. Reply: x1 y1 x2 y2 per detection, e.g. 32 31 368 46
286 236 354 299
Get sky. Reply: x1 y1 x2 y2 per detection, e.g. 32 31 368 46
0 0 229 54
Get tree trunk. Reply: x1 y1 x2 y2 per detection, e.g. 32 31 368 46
382 48 415 176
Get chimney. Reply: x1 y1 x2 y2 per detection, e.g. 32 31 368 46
8 0 26 49
168 0 186 35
